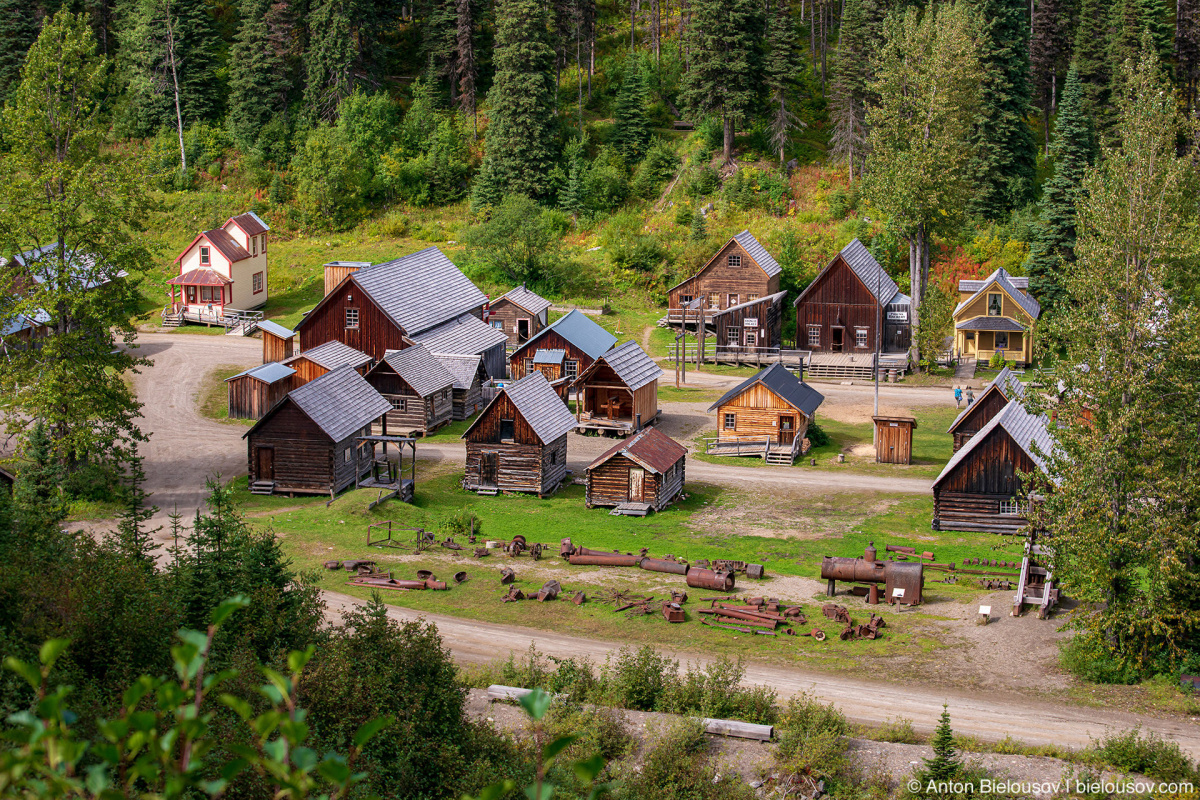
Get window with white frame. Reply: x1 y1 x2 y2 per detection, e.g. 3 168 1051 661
200 246 210 265
999 500 1023 515
491 319 504 329
345 308 359 329
728 293 740 306
253 272 263 293
726 326 740 345
680 294 693 305
855 327 868 348
727 253 741 268
723 412 736 430
523 358 534 374
564 360 579 380
261 234 267 252
708 293 720 309
807 325 820 347
251 236 257 256
988 293 1002 316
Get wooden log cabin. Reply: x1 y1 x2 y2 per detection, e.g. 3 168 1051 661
873 416 917 464
433 353 488 420
953 268 1040 366
509 309 617 383
296 247 487 360
243 364 392 496
225 362 297 420
0 309 50 351
258 320 295 363
585 427 687 512
364 344 455 436
284 340 372 385
705 363 824 465
793 239 911 354
461 371 578 496
932 400 1054 534
488 284 551 347
574 340 662 434
414 312 508 379
667 231 782 331
947 366 1025 452
710 291 788 353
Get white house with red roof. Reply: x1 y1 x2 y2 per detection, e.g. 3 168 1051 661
167 211 270 324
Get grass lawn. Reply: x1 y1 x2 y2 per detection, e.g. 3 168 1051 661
422 415 478 442
199 365 256 427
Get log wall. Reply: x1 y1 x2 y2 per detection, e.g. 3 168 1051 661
464 435 566 495
487 297 545 347
668 240 779 311
950 390 1008 452
247 402 369 493
228 375 294 420
510 329 594 381
933 426 1035 533
585 454 684 510
711 296 783 349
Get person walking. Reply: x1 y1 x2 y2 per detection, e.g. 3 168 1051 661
966 386 975 406
954 386 963 409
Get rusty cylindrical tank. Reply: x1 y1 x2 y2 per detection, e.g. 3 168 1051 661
686 568 735 592
638 557 689 575
820 556 886 584
568 552 641 567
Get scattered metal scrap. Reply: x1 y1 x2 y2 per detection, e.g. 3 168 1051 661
536 581 561 602
821 604 851 624
501 586 525 602
821 542 924 605
454 571 469 584
500 567 516 584
662 602 685 622
348 570 449 592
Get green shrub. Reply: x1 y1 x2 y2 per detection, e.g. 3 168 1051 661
664 657 777 724
547 655 598 703
874 716 921 744
616 717 754 800
806 421 830 448
442 508 482 539
774 693 850 782
674 203 694 226
1089 727 1198 782
685 165 719 198
544 702 633 762
1059 635 1139 684
631 140 681 199
497 643 552 690
604 645 677 711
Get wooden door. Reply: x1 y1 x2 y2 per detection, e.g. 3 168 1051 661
779 416 795 445
831 327 844 352
628 467 645 502
256 447 274 480
480 452 498 485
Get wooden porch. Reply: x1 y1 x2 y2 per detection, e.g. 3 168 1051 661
354 434 418 508
703 434 804 465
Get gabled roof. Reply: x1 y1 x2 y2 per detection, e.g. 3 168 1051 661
499 284 552 316
516 309 617 361
168 268 232 286
960 275 1028 293
587 427 686 474
580 340 662 391
533 348 565 365
432 353 484 390
946 366 1025 434
953 268 1041 320
246 364 390 442
933 399 1055 489
412 313 508 355
226 211 270 236
463 371 577 444
794 239 900 308
707 362 824 416
352 247 487 336
291 340 372 371
956 317 1026 332
8 245 127 288
709 290 788 320
257 320 295 339
732 230 782 278
375 343 455 397
226 362 296 385
190 229 251 264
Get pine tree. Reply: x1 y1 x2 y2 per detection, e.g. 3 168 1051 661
1027 65 1092 312
1029 0 1070 155
1178 0 1200 113
115 456 160 567
678 0 762 162
1073 0 1111 134
303 0 357 122
828 0 874 179
470 0 558 204
689 210 707 241
965 0 1038 218
228 0 292 150
0 0 40 100
612 54 651 162
764 2 804 165
179 477 251 628
456 0 477 134
12 423 66 541
923 705 961 781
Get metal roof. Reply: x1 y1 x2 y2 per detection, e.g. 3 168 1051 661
273 365 391 442
707 362 825 416
953 268 1041 320
960 275 1029 292
955 317 1026 332
519 308 617 361
933 399 1055 489
168 267 232 286
202 228 252 263
378 343 455 397
709 290 788 320
227 211 270 236
257 320 295 339
465 371 577 444
354 247 487 336
583 340 662 391
412 312 508 355
587 426 686 474
946 366 1026 433
500 284 552 316
9 245 128 289
1 308 51 336
294 340 372 371
732 230 782 278
324 260 371 268
793 239 900 308
533 348 565 365
432 352 483 390
226 362 296 385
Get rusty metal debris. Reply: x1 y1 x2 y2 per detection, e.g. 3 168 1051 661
568 552 642 567
700 617 776 636
323 560 342 569
686 568 735 592
454 571 468 584
670 590 688 604
639 557 689 575
416 569 435 581
559 538 574 557
501 586 525 602
500 567 516 584
820 542 924 605
795 629 827 641
474 548 489 558
980 579 1013 590
572 590 586 605
536 581 561 602
822 603 851 623
662 603 685 622
441 538 463 550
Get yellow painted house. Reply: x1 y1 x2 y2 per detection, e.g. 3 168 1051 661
953 268 1041 366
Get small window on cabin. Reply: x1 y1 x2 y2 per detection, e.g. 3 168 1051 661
549 450 557 465
988 293 1002 316
855 328 868 348
200 246 210 265
726 327 740 345
345 308 359 329
344 448 352 463
251 236 257 256
491 320 504 330
807 325 820 347
728 294 739 306
564 360 578 380
708 293 720 309
442 389 449 400
727 254 741 268
200 286 218 303
523 358 534 375
680 294 692 305
999 500 1023 515
391 397 406 412
253 272 263 293
724 413 736 430
500 419 515 441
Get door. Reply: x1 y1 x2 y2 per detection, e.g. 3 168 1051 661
779 416 795 445
256 447 274 481
831 327 844 352
963 331 976 356
517 318 530 342
628 466 645 502
480 452 498 486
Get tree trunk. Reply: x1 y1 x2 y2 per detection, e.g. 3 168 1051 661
164 0 187 173
723 115 734 162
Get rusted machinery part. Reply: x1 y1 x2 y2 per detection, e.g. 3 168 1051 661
474 548 490 558
638 557 689 575
323 560 342 570
416 569 435 581
810 629 827 641
716 604 787 622
559 538 575 557
745 564 766 579
662 602 685 622
454 571 468 584
693 559 711 569
343 560 376 571
822 603 851 623
530 543 544 561
569 552 641 567
571 590 586 605
884 561 924 605
512 535 526 547
499 567 516 584
697 609 778 628
424 579 448 590
441 539 464 550
574 545 632 557
501 586 525 602
821 555 886 584
686 568 736 592
352 577 427 590
536 580 561 602
701 618 777 636
670 590 688 604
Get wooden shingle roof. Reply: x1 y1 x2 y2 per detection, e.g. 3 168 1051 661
463 371 576 444
933 400 1055 489
354 247 487 336
707 362 824 416
412 312 508 355
500 284 552 316
246 365 390 442
432 353 484 390
517 309 617 361
946 366 1025 434
732 230 782 278
292 340 372 371
378 343 455 397
582 340 661 391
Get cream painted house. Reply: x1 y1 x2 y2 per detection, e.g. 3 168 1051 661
953 268 1040 366
168 212 270 323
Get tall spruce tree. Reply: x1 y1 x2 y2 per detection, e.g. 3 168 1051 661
303 0 357 122
115 456 160 567
612 54 651 162
1027 65 1092 312
470 0 558 205
828 0 876 180
456 0 477 135
227 0 292 150
1178 0 1200 113
1072 0 1112 137
678 0 762 161
965 0 1038 218
1029 0 1070 155
923 706 962 781
764 1 804 165
0 0 40 100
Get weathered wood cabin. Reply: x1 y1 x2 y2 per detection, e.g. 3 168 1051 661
285 340 372 384
364 344 455 436
667 231 782 323
461 371 578 496
873 416 917 464
413 313 508 379
433 353 488 420
705 363 824 464
488 284 551 347
953 268 1040 366
243 365 392 496
296 247 487 360
258 320 295 363
575 340 662 434
509 309 617 383
0 309 50 351
793 239 911 354
932 400 1053 534
710 291 788 352
947 366 1025 452
225 362 297 420
585 427 687 512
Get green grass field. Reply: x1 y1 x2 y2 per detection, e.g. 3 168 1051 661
199 365 256 426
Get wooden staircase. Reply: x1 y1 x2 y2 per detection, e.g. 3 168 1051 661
161 306 182 328
765 450 795 466
249 480 276 495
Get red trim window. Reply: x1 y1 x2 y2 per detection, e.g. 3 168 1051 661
261 234 267 253
200 286 221 303
253 272 263 293
251 235 257 256
200 245 210 265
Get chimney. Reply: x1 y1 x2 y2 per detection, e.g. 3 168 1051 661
635 413 642 431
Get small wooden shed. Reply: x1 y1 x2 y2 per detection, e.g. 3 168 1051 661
585 427 686 512
225 362 297 420
433 352 488 420
575 340 662 435
488 284 552 347
705 363 824 464
243 365 392 496
873 416 917 464
258 320 296 363
461 371 577 496
285 340 373 385
947 366 1024 452
364 344 455 436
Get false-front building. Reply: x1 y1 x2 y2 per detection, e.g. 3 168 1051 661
488 284 552 347
585 427 687 512
953 269 1040 366
509 309 617 384
364 344 455 436
169 212 270 323
706 362 824 464
574 340 662 434
947 366 1025 452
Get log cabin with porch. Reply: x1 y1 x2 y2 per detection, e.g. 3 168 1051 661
364 344 455 436
488 284 551 348
953 268 1040 366
932 400 1054 534
243 364 392 496
667 231 782 330
705 362 824 465
433 353 489 420
412 312 509 380
284 340 372 385
585 427 687 513
258 320 295 363
574 340 662 435
225 362 297 420
167 211 270 326
461 371 578 496
947 366 1025 452
509 309 617 383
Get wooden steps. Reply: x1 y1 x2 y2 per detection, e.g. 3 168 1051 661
249 480 276 495
765 451 795 466
475 487 499 496
610 502 652 516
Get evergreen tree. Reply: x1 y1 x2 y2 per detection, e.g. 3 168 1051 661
471 0 558 204
763 2 804 165
303 0 357 122
115 456 160 567
612 54 652 163
1029 0 1070 155
0 0 40 100
1072 0 1112 138
227 0 292 150
678 0 762 162
1109 0 1171 70
12 423 66 542
965 0 1038 218
923 705 962 781
1178 0 1200 113
689 210 707 241
178 477 250 628
456 0 477 134
1027 65 1092 312
829 0 873 180
559 135 588 219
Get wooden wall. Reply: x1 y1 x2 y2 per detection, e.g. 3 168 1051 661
324 264 361 296
668 240 779 311
795 255 888 352
586 454 684 510
510 329 595 380
488 297 545 347
247 402 368 494
263 333 293 364
578 363 658 425
228 375 293 420
466 392 540 445
464 436 566 495
451 381 483 420
297 277 409 359
714 384 810 444
933 426 1035 534
950 390 1008 452
874 419 914 464
480 342 507 380
712 296 783 349
367 367 452 434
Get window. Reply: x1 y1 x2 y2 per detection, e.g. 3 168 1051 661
726 326 740 345
500 419 515 441
748 294 759 302
728 294 739 306
855 327 868 348
523 358 534 375
261 234 267 253
745 331 757 347
807 325 820 347
252 272 263 293
964 331 975 341
680 294 692 305
987 293 1002 316
344 448 352 463
200 286 219 303
442 389 449 400
491 320 505 330
564 360 579 380
708 293 720 309
999 500 1023 515
251 236 257 256
723 413 736 430
390 397 406 412
994 331 1009 350
345 308 359 329
199 246 210 265
727 254 741 268
549 450 557 465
